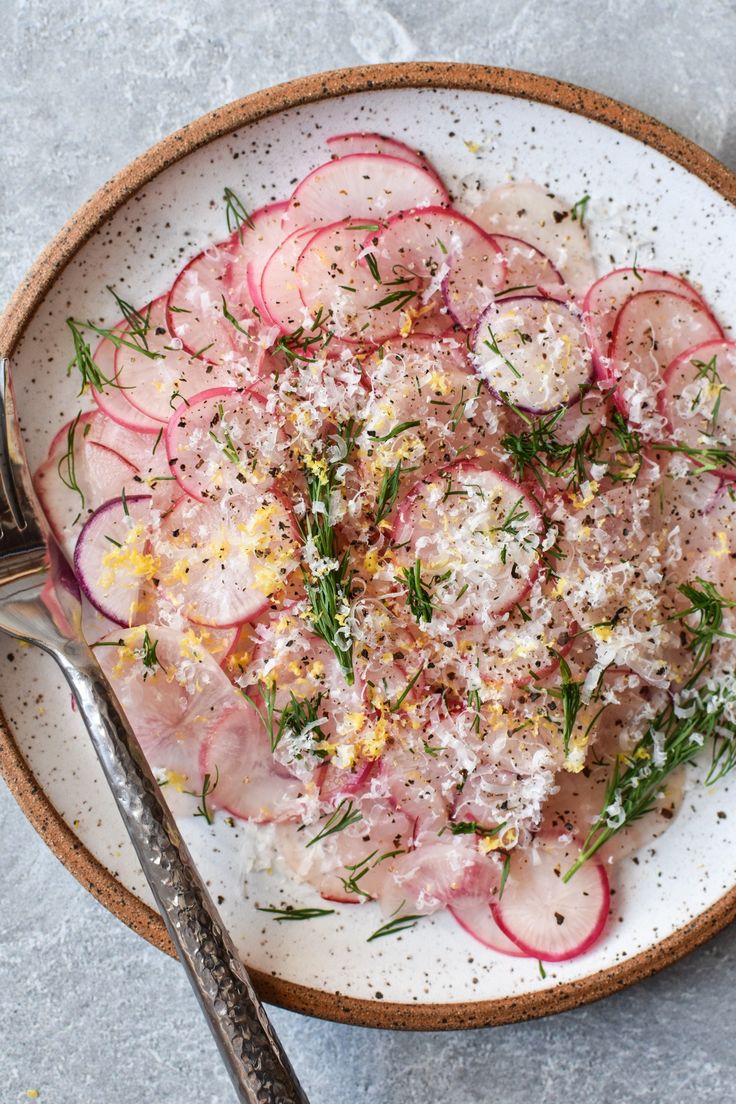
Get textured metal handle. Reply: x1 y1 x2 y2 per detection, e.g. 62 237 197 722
54 638 309 1104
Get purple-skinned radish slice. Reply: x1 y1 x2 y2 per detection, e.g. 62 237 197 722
164 385 283 503
156 490 299 627
260 226 319 333
391 462 541 626
491 835 610 961
449 896 529 957
469 181 596 298
471 296 593 414
659 339 736 472
90 330 161 435
607 290 724 433
492 235 566 300
325 131 443 183
583 267 708 380
283 153 449 230
73 494 156 626
114 297 221 423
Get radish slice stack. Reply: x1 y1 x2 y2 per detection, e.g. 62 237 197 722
34 131 734 966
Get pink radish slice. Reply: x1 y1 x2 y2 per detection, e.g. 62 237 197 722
199 703 307 822
296 219 410 344
326 131 443 183
607 290 724 430
318 759 377 803
366 206 506 332
492 235 566 299
260 226 318 332
283 153 450 229
166 240 261 364
34 424 139 559
114 297 220 423
471 297 593 414
90 331 161 434
164 385 283 503
583 268 708 380
449 897 528 957
226 200 290 311
659 339 736 471
73 495 155 626
469 181 596 298
377 837 498 918
156 490 299 627
392 462 541 623
491 835 610 961
95 625 240 790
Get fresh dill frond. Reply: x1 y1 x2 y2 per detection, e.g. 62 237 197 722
223 186 255 241
56 411 85 522
306 798 362 847
256 906 335 922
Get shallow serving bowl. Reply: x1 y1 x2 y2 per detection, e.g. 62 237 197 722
1 62 735 1030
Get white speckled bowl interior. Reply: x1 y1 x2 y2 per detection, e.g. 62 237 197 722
3 71 735 1027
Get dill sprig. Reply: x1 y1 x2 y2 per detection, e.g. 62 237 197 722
690 353 728 436
140 629 164 679
570 193 591 227
375 460 413 525
221 296 250 336
274 308 334 365
106 286 152 350
185 769 219 825
390 664 425 712
368 265 419 312
483 324 522 379
256 906 335 922
447 819 506 839
367 912 424 942
56 411 85 522
306 798 362 847
241 680 278 749
655 441 736 474
276 692 327 755
668 577 736 662
373 420 421 443
400 559 451 624
223 186 255 241
490 495 532 563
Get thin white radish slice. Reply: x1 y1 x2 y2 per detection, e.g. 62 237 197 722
260 226 317 333
471 296 593 414
90 331 161 434
283 154 449 229
156 490 299 627
392 462 541 624
199 703 307 823
164 386 283 503
235 201 290 325
74 495 156 626
660 339 736 469
490 835 610 961
583 267 708 381
296 220 406 344
659 475 736 603
469 181 596 298
365 206 506 332
493 235 566 299
608 290 724 432
114 297 217 423
377 837 498 918
449 896 528 957
325 131 442 182
95 624 240 791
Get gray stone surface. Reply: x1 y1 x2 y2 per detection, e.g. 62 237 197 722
1 1 735 1101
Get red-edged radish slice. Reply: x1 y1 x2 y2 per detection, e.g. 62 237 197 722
199 703 307 822
234 201 290 325
377 837 498 917
449 896 528 957
95 624 239 790
659 339 736 472
367 207 506 332
156 490 299 627
164 386 283 503
491 835 610 961
392 462 541 624
74 495 156 626
283 153 449 229
659 474 736 602
260 226 318 333
325 131 443 182
583 267 707 380
493 235 566 299
296 219 409 344
114 297 217 423
90 331 161 434
471 297 593 414
34 419 139 559
608 290 724 431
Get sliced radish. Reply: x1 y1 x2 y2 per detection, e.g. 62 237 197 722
114 297 218 423
449 895 528 957
156 490 299 627
326 131 443 183
377 837 498 918
90 330 161 434
583 267 708 381
392 462 541 624
283 154 449 229
493 235 566 299
471 297 593 414
608 290 724 430
234 201 291 325
74 495 156 626
469 181 596 298
491 835 610 961
199 703 307 822
660 339 736 470
260 226 318 333
164 386 283 503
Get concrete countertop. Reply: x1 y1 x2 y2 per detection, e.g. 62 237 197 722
1 1 735 1100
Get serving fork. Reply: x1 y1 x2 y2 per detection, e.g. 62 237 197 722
0 358 309 1104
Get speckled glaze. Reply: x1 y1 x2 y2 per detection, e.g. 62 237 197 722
1 64 735 1031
